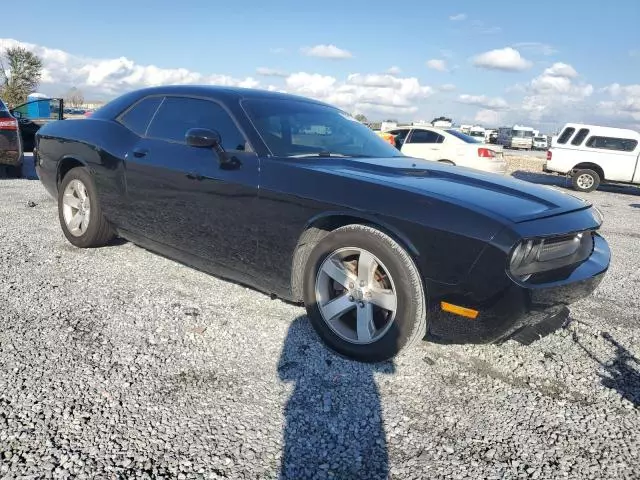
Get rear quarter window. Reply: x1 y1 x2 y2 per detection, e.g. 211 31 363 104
117 96 163 136
557 127 575 144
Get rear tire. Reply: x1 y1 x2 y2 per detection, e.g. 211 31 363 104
571 169 600 193
303 224 426 363
58 167 115 248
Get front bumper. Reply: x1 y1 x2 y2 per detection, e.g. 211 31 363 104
427 234 610 345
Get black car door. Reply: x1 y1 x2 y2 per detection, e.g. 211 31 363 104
123 95 260 276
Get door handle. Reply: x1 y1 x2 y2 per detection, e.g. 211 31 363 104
186 172 204 181
132 148 148 158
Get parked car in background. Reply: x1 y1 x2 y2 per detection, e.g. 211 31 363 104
0 98 23 177
10 97 64 152
35 85 610 362
385 125 507 175
497 125 535 150
532 135 548 150
544 123 640 192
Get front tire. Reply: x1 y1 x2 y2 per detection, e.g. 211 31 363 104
58 167 115 248
571 169 600 193
303 224 426 363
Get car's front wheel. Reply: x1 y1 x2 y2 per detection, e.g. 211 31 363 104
58 167 115 248
303 224 426 363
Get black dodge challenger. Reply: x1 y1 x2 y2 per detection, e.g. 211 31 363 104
34 86 610 362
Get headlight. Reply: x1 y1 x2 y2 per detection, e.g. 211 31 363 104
509 231 594 280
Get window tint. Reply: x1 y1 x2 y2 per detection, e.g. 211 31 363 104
585 136 638 152
557 127 575 144
408 129 443 144
242 98 402 158
119 96 162 136
445 129 481 143
147 96 247 151
571 128 590 146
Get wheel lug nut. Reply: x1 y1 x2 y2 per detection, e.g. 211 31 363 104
358 302 365 308
349 282 354 289
359 281 365 287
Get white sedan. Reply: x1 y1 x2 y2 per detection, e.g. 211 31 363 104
386 126 507 175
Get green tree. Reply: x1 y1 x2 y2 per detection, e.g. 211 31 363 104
0 46 43 107
354 113 368 123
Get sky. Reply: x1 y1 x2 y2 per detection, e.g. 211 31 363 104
1 0 639 132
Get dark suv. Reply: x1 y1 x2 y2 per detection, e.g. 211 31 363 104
0 98 22 177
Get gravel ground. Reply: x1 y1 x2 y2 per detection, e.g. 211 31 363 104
0 165 639 479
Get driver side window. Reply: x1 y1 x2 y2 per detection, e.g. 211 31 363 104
146 96 248 151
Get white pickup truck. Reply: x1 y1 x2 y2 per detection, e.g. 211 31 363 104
544 123 640 192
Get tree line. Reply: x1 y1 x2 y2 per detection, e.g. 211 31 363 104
0 46 85 108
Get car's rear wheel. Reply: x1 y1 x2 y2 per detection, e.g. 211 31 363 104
571 169 600 193
58 167 115 248
303 224 426 363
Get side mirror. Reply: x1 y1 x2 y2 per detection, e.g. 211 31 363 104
186 128 222 148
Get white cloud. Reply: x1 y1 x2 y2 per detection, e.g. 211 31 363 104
512 42 557 56
598 83 640 123
300 44 353 59
0 37 259 99
256 67 288 77
519 62 593 123
426 59 448 72
386 66 401 75
458 94 509 110
475 109 502 125
449 13 467 21
285 72 434 115
472 47 532 72
437 83 456 92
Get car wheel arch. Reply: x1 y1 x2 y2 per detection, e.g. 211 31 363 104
57 156 89 187
572 162 605 181
290 213 421 302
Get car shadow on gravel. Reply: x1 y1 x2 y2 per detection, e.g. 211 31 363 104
277 316 393 479
511 170 640 196
571 329 640 407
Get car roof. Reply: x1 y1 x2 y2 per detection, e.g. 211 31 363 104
560 122 640 138
92 84 338 121
132 85 331 106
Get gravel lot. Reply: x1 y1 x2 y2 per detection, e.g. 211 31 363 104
1 158 639 479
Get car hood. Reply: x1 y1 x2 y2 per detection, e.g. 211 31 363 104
304 156 592 224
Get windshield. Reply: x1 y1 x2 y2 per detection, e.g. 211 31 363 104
534 136 546 141
445 129 482 143
512 129 534 138
469 131 485 137
242 98 403 158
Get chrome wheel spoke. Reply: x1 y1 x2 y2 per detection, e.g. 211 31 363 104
68 212 83 231
321 257 356 288
320 294 355 321
357 250 377 287
369 288 397 313
356 303 375 342
63 193 81 209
